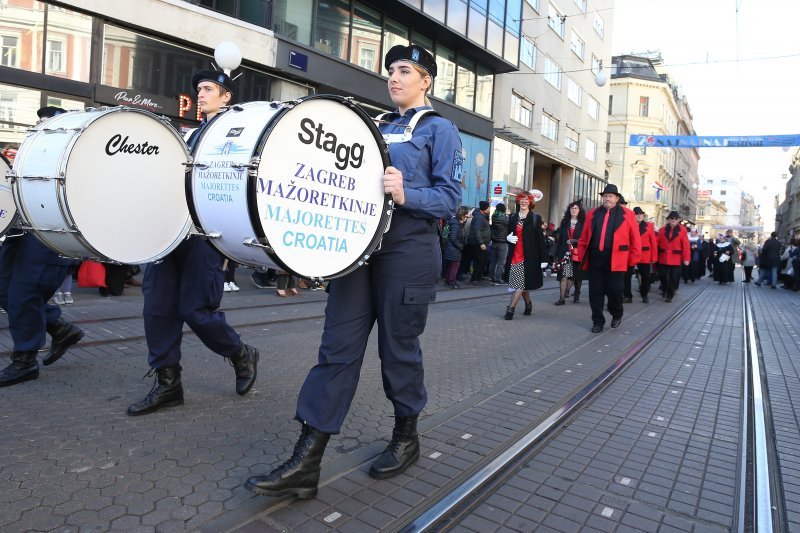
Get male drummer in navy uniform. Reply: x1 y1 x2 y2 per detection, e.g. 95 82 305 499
127 70 259 416
245 45 462 498
0 106 85 387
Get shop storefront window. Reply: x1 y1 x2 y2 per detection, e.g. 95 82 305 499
314 0 351 61
44 5 92 81
273 0 313 45
351 3 381 73
492 137 526 191
433 45 456 103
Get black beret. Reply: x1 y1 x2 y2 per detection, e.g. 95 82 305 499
37 106 66 119
384 45 437 78
191 70 235 94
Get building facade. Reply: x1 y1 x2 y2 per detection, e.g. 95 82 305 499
491 0 613 223
694 189 728 239
699 175 743 229
606 53 699 227
776 148 800 241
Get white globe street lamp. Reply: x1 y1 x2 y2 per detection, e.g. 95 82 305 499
214 41 242 75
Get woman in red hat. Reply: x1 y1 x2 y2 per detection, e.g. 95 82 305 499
504 190 547 319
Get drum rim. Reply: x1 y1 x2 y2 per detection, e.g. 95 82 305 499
0 152 18 239
249 94 392 280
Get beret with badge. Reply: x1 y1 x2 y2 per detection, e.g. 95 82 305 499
191 69 236 94
384 45 437 78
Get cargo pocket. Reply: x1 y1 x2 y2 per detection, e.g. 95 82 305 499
393 285 436 338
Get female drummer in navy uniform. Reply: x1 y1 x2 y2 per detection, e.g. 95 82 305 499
126 70 259 416
245 45 462 498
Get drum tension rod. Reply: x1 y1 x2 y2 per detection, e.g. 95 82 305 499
242 238 274 254
17 175 63 181
183 162 209 170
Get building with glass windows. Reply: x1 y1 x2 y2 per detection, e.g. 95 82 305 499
491 0 613 223
0 0 527 210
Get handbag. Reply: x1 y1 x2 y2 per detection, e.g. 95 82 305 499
77 260 107 288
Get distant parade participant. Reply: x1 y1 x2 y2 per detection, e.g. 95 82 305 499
127 70 259 416
245 44 461 498
683 228 703 283
0 106 85 387
631 207 657 303
576 184 641 333
504 190 547 319
712 234 735 285
656 211 690 301
553 200 585 305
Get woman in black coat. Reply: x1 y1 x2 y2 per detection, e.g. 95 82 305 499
504 190 547 319
443 206 469 288
553 200 585 305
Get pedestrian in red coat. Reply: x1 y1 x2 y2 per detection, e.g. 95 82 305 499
576 184 641 333
656 211 690 302
632 207 658 303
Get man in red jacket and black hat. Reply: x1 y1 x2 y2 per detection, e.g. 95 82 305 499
577 184 641 333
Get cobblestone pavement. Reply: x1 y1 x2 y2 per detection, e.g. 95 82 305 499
2 269 797 532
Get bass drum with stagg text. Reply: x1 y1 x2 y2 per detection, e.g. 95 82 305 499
11 107 193 263
0 153 18 238
187 95 391 280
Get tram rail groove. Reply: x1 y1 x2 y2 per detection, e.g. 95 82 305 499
389 287 712 533
738 286 787 533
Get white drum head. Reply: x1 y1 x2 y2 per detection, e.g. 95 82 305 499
65 110 191 263
0 154 16 237
254 97 389 279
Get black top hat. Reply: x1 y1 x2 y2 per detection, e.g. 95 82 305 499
36 106 66 119
667 210 681 220
384 45 437 78
191 70 236 94
632 206 646 215
599 184 621 197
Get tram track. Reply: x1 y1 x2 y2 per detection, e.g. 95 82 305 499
377 283 788 532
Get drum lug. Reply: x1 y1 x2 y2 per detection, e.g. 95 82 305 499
198 231 221 239
242 237 274 254
231 157 260 173
184 162 209 170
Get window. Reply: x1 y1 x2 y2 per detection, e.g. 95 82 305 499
594 13 605 38
707 179 714 184
525 0 540 10
543 56 561 90
606 131 611 153
720 190 727 195
1 36 19 68
720 201 726 207
511 92 533 128
475 66 493 117
448 0 468 34
547 4 565 38
573 0 587 12
567 78 582 106
608 94 613 114
433 45 456 103
384 17 409 52
273 0 313 44
541 112 558 141
587 96 599 120
565 127 579 152
634 172 645 200
456 56 476 110
569 31 585 60
520 37 536 70
351 3 381 73
591 54 601 76
585 138 597 161
639 96 649 117
638 145 647 155
46 39 65 73
314 0 350 61
721 179 728 184
468 1 487 46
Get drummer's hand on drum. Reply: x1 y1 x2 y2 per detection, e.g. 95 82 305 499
383 166 405 206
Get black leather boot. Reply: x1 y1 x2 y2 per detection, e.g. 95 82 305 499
43 318 85 366
245 423 330 499
126 365 183 416
229 343 259 395
0 351 39 387
523 301 533 315
369 416 420 480
504 306 515 320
